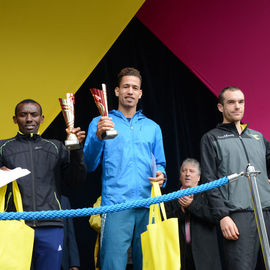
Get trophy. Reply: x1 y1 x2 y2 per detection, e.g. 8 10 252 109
59 93 80 150
90 84 118 140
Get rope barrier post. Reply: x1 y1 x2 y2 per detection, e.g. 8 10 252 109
245 164 270 270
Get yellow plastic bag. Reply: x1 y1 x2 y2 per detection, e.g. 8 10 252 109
89 196 102 270
0 181 34 270
141 182 181 270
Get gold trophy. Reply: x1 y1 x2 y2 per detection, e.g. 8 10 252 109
90 84 118 140
59 93 80 150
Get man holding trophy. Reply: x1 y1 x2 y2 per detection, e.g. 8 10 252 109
0 98 86 270
83 67 166 270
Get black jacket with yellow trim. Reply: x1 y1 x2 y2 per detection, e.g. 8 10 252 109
200 122 270 221
0 133 86 227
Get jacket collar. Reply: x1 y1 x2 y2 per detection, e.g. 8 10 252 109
217 122 249 134
16 132 41 141
110 109 145 121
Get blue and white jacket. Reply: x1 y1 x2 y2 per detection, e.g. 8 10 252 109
83 110 166 206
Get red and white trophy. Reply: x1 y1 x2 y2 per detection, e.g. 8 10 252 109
90 84 118 140
59 93 80 150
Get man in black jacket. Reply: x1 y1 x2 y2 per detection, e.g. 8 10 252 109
165 158 222 270
0 99 86 270
200 87 270 270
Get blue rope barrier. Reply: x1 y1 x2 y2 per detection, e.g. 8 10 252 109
0 176 229 220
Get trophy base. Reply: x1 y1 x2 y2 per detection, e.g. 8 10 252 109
101 129 118 140
65 140 80 150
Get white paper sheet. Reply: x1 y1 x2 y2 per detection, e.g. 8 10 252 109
0 167 31 187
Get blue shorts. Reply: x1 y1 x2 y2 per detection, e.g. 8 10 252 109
31 227 64 270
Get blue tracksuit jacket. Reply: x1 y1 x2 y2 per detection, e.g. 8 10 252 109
83 110 166 206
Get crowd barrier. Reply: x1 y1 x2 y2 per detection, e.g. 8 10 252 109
0 176 229 220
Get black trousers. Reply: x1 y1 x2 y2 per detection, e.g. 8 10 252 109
223 211 270 270
181 243 196 270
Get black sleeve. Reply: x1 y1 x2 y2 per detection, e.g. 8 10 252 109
165 199 185 221
60 143 87 189
0 140 15 211
0 152 3 167
0 140 6 167
200 133 229 221
187 193 218 225
263 136 270 178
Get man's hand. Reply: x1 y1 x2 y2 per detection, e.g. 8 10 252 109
178 195 193 208
0 166 10 171
96 116 115 140
220 216 239 240
66 127 86 144
148 170 165 187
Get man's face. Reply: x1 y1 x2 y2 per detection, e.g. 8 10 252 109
180 163 200 189
218 90 245 124
115 75 142 110
13 103 44 134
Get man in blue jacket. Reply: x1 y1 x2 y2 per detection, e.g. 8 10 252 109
83 67 166 270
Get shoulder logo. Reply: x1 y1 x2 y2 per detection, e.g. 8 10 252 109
250 134 260 140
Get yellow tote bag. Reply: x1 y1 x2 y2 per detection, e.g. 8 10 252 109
0 181 35 270
141 182 181 270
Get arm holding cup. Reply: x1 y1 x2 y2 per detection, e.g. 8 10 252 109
90 84 118 140
59 93 81 150
96 117 115 140
66 127 86 144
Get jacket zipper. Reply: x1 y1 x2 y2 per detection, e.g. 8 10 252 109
239 135 250 164
130 117 138 198
29 140 37 226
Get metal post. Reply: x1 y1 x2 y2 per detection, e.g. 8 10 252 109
246 164 270 270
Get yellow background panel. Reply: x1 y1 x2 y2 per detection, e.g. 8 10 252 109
0 0 144 139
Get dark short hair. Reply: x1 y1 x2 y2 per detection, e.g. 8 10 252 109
218 86 243 105
117 67 142 87
181 158 201 175
15 99 42 115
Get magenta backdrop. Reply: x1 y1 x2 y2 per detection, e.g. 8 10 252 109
137 0 270 139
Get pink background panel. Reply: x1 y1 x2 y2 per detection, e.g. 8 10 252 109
137 0 270 139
